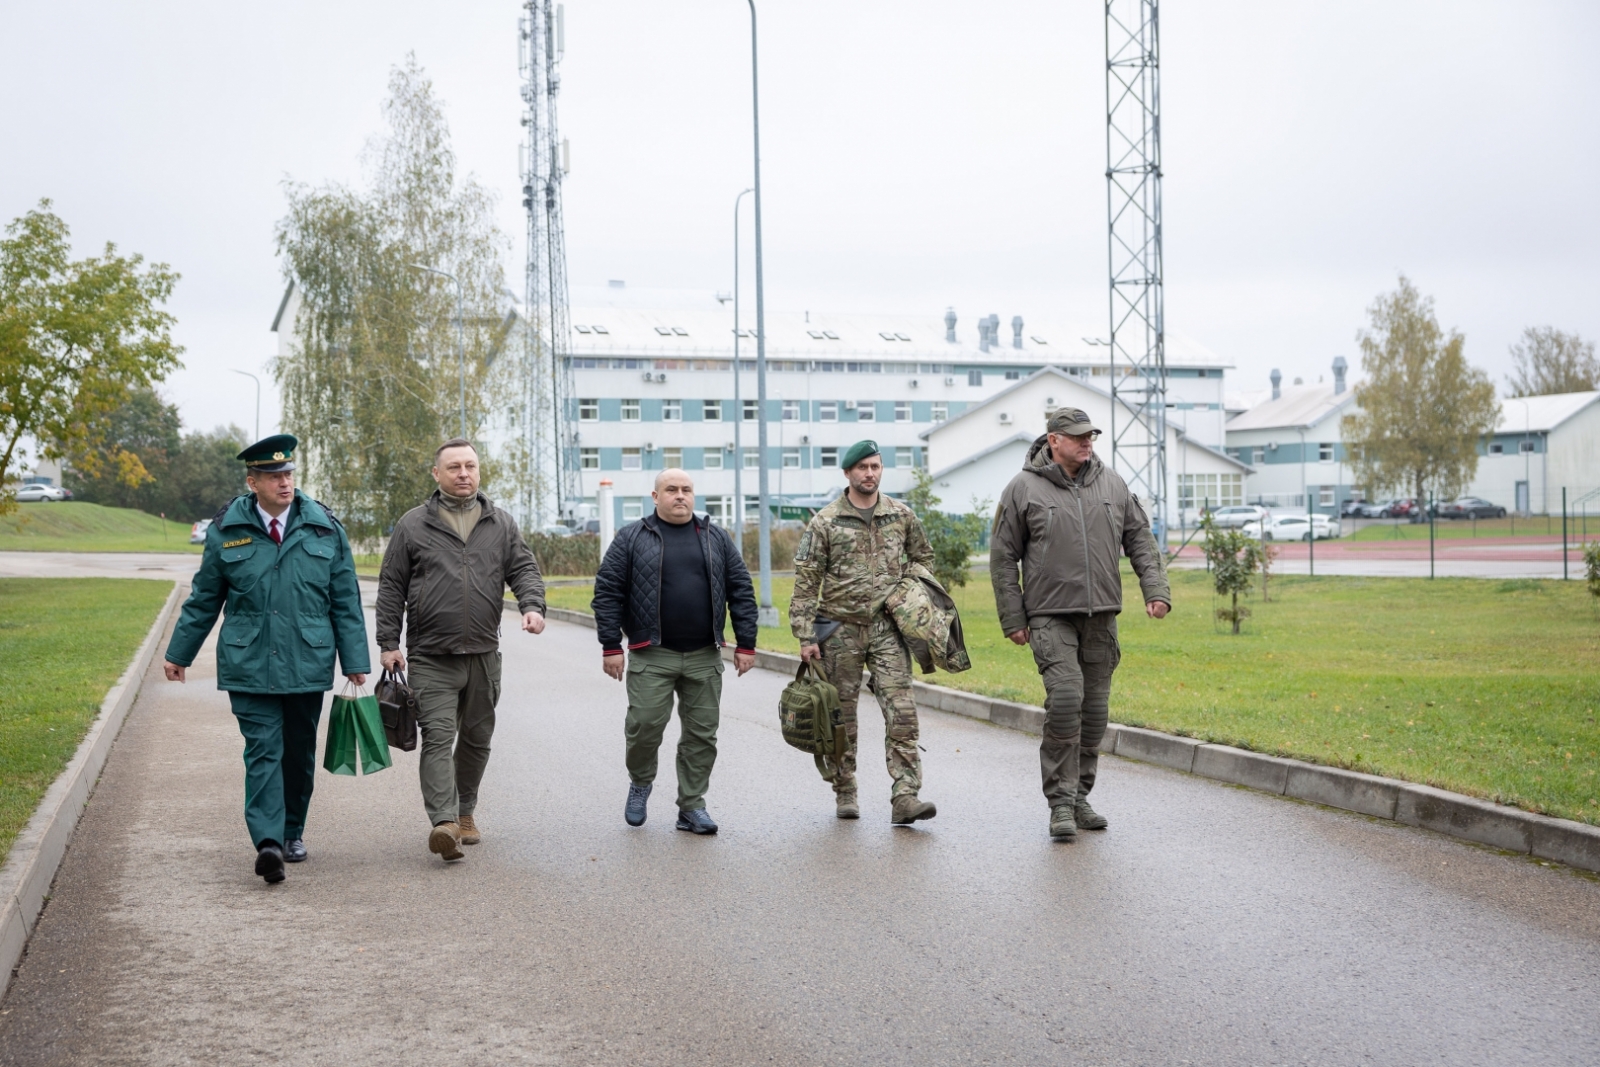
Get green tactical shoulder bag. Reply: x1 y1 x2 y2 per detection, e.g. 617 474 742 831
778 661 848 781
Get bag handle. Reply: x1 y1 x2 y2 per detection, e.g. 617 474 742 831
380 666 409 688
794 659 829 685
340 678 369 698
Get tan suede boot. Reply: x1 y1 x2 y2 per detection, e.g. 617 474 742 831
835 793 860 820
428 822 464 861
458 814 481 845
891 795 937 825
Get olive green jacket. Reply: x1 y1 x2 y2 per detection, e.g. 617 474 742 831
789 493 935 643
166 492 371 693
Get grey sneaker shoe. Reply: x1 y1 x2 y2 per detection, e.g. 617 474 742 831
625 782 652 827
891 795 937 825
1074 796 1108 831
836 794 861 820
675 808 719 835
1049 805 1078 840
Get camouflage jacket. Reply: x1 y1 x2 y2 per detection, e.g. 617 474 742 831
790 493 935 643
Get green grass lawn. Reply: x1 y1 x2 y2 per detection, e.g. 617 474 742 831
0 578 174 865
0 501 200 553
549 569 1600 825
1348 515 1595 541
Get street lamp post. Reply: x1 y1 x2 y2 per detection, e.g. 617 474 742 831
408 263 468 439
733 186 753 547
232 370 261 441
746 0 777 628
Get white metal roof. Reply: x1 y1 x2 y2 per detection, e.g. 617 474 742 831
1494 391 1600 433
1225 384 1357 431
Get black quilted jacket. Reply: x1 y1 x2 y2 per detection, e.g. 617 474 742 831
591 513 759 655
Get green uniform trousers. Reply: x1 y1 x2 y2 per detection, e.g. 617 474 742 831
410 652 503 826
1028 613 1120 807
624 645 724 811
820 613 922 801
228 691 324 849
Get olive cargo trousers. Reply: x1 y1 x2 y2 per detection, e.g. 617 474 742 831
410 652 503 827
624 645 724 811
229 691 324 849
820 614 923 801
1028 613 1119 807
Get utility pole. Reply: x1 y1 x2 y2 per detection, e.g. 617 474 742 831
1104 0 1169 543
733 187 753 546
746 0 777 628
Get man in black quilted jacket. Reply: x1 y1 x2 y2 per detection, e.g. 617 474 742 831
591 469 758 834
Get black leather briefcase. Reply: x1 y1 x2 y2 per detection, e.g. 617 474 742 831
374 668 420 751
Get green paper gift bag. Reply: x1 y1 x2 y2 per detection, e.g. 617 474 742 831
323 682 393 776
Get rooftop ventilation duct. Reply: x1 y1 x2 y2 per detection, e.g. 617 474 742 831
1332 355 1348 395
1270 368 1282 401
1012 315 1024 349
944 307 957 343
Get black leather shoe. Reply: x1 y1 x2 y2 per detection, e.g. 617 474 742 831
283 839 307 863
625 782 652 827
675 808 718 835
255 843 286 883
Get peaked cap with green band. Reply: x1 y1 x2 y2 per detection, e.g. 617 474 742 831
841 439 881 470
238 433 298 472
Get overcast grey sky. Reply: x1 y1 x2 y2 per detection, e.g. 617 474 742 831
4 1 1596 437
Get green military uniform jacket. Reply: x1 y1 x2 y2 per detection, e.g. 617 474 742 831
166 491 371 694
789 493 935 643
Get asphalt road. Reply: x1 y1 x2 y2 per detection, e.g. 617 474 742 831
2 605 1597 1066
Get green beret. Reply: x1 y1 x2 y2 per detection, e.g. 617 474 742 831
238 433 298 472
840 439 881 470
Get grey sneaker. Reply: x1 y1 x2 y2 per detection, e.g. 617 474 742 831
1074 796 1108 831
1049 805 1077 840
625 782 652 827
675 808 719 835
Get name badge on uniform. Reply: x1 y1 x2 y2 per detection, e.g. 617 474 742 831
223 537 254 548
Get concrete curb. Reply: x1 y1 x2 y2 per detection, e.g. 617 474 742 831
530 603 1600 875
1 581 182 993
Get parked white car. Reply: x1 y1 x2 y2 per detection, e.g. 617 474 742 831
1242 513 1341 541
15 483 66 502
190 519 213 544
1207 505 1270 528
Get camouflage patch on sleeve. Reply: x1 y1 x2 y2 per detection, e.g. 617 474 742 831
795 528 813 562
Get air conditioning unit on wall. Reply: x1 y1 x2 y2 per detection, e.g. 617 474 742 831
998 412 1013 425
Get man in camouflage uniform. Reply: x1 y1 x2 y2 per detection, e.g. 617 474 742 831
792 440 938 824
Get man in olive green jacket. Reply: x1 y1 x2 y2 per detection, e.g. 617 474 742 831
164 435 369 884
990 408 1170 840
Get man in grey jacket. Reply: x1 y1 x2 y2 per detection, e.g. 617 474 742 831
990 408 1171 840
377 438 546 862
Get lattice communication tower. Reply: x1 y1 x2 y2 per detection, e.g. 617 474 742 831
1104 0 1168 537
519 0 576 526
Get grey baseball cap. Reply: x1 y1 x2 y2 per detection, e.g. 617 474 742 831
1047 407 1100 435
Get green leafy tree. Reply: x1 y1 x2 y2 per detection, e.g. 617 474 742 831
0 201 181 514
1344 275 1499 502
62 387 181 510
162 425 249 521
1203 517 1265 635
1507 327 1597 397
274 56 511 542
906 468 990 590
1585 541 1600 604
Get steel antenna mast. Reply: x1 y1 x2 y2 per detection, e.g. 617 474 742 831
1104 0 1168 541
519 1 576 527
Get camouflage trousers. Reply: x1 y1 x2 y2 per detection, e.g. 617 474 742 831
1028 613 1119 807
819 613 922 800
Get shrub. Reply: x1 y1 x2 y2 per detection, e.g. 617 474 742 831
527 532 599 577
741 525 800 571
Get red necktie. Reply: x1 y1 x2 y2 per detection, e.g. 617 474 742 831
269 518 282 545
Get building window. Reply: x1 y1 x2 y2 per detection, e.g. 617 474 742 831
703 399 723 422
1004 370 1021 380
1319 485 1335 508
1318 442 1334 462
622 498 643 520
579 398 599 422
743 399 759 422
662 399 682 422
895 446 914 468
1178 473 1244 510
967 369 983 386
1520 440 1537 453
743 448 760 469
702 495 731 525
782 400 801 422
580 447 599 471
932 402 948 423
1252 447 1265 465
663 447 683 468
819 401 838 423
621 399 641 422
820 447 839 468
894 401 912 423
782 448 802 469
704 448 724 470
857 402 876 423
621 448 642 470
1488 442 1504 455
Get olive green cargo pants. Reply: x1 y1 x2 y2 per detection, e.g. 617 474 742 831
229 691 324 849
820 613 922 801
625 645 724 811
410 652 503 827
1028 613 1119 807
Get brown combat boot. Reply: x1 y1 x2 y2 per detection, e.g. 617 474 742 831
891 795 937 825
835 793 860 820
428 821 465 861
458 814 482 845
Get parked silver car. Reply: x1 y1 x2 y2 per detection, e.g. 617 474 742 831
1207 505 1270 528
15 483 66 502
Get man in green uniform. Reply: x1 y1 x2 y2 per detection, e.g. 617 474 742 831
164 434 370 884
791 440 938 825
